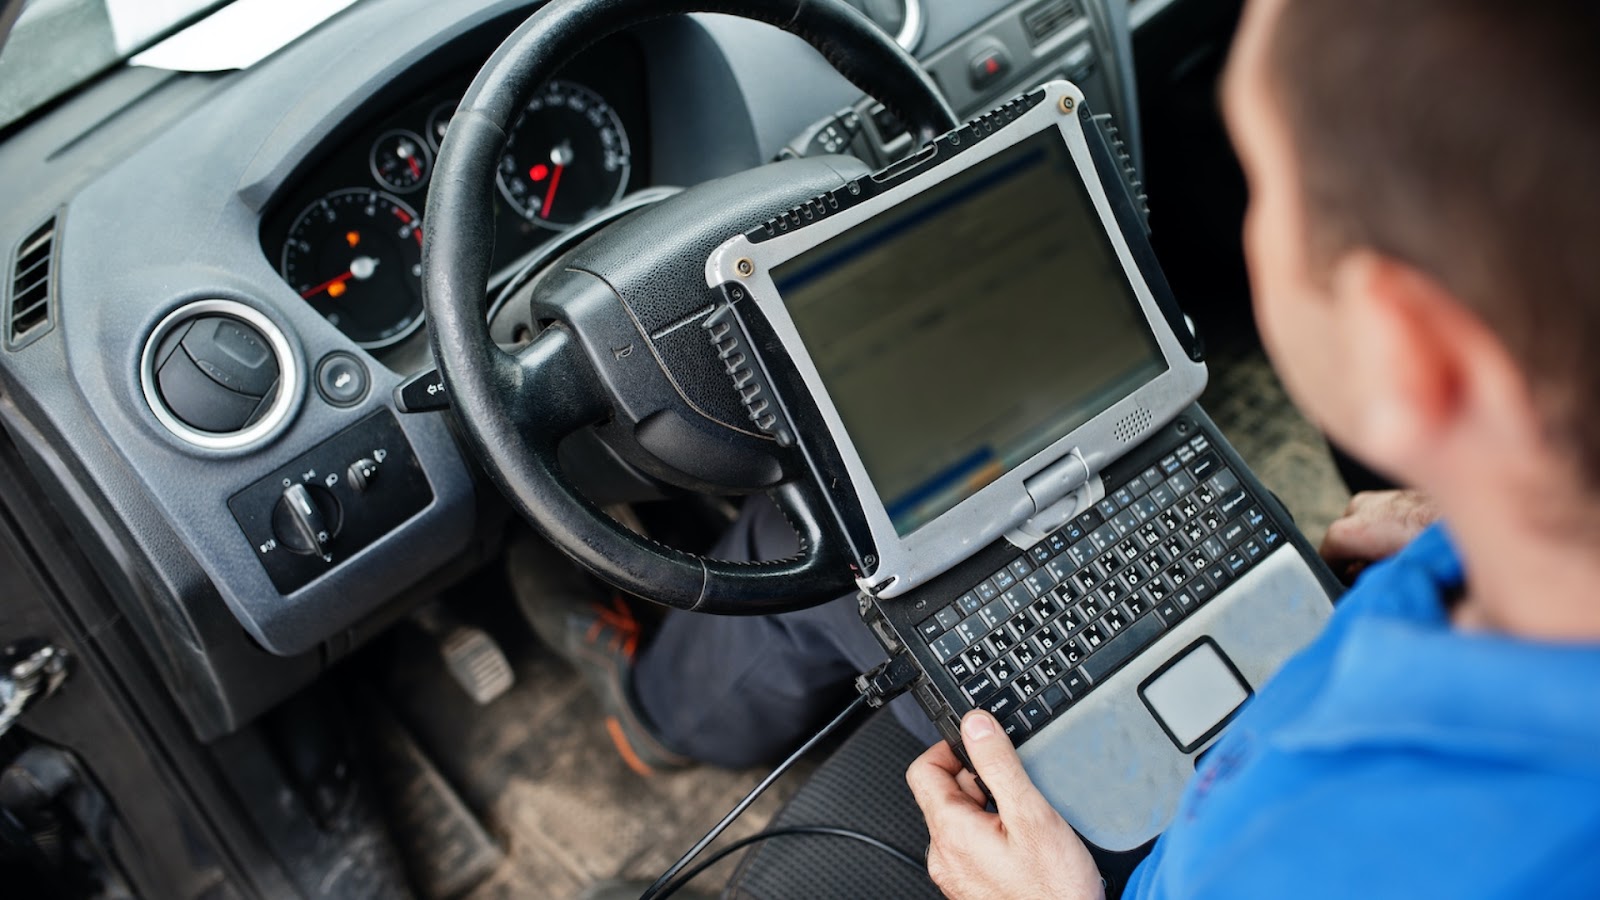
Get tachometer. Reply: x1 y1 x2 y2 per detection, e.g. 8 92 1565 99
369 129 431 193
496 80 631 229
281 189 424 349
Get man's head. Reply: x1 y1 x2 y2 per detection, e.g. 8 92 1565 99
1222 0 1600 510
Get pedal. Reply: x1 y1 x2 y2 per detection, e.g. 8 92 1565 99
438 626 514 706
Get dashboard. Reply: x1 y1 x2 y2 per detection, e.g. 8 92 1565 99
258 36 650 357
0 0 1154 739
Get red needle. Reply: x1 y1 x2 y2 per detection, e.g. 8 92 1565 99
408 156 421 178
539 162 565 219
301 270 353 298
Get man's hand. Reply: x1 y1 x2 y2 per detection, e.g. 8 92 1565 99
906 710 1105 900
1320 489 1440 577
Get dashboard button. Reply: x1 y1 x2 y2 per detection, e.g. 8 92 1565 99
316 352 369 407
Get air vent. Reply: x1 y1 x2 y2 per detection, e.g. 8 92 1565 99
1022 0 1079 47
8 217 57 348
1113 407 1153 443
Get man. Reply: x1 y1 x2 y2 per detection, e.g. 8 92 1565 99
906 0 1600 896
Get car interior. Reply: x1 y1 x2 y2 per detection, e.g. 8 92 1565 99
0 0 1355 898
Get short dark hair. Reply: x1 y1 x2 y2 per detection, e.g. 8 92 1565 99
1267 0 1600 484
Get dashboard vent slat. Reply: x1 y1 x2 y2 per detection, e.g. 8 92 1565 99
1022 0 1079 46
8 216 57 347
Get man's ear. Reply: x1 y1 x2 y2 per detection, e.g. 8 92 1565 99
1332 251 1538 481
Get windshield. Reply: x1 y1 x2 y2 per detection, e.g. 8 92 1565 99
0 0 227 130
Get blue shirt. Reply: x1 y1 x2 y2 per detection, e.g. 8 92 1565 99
1124 525 1600 898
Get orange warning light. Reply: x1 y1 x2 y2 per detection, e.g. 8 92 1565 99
328 282 347 298
345 231 361 248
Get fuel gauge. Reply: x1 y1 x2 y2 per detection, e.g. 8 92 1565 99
370 129 431 193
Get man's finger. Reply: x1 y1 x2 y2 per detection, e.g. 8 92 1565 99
959 711 1046 815
907 743 983 814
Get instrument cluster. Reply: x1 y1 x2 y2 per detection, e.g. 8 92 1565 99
259 37 649 353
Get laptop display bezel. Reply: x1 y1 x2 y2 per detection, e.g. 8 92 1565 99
707 81 1208 598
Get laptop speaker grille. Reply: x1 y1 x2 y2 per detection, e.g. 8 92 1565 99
1113 407 1153 443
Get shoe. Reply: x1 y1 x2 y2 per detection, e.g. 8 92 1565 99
506 532 692 775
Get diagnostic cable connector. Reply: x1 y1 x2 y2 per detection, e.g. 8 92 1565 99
855 651 921 709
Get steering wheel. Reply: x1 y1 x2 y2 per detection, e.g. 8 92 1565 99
425 0 956 614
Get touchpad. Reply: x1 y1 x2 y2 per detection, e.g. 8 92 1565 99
1138 638 1251 752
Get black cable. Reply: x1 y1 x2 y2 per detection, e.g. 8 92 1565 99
638 693 872 900
653 825 929 900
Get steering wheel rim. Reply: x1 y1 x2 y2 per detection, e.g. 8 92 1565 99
425 0 956 613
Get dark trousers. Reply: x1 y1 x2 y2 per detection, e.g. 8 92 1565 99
633 497 940 768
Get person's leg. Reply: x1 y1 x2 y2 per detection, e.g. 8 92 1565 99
633 496 939 767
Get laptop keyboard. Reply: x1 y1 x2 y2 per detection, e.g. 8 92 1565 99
913 434 1287 745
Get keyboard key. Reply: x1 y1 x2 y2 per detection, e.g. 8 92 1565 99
1061 667 1091 697
1013 640 1040 669
1112 486 1136 508
1076 509 1105 532
1150 483 1177 508
1014 672 1041 698
1089 524 1118 551
1127 474 1151 499
1243 506 1268 530
1124 594 1149 618
931 631 966 662
1067 541 1095 569
1174 586 1199 613
1082 623 1106 649
1029 543 1055 565
1096 497 1120 519
989 658 1017 684
957 592 982 615
946 655 973 681
1154 597 1183 627
1200 509 1226 532
1158 510 1183 532
976 581 1000 602
1259 524 1284 548
1167 471 1198 496
984 686 1022 720
1046 558 1074 583
1183 520 1209 543
1036 622 1065 651
1036 654 1065 682
956 615 986 644
1165 565 1190 588
1188 452 1222 481
1242 538 1265 561
991 627 1018 651
1042 683 1069 711
1140 466 1163 490
1131 496 1160 522
1210 468 1242 493
1002 714 1029 739
1218 488 1251 519
1074 569 1100 592
1001 586 1031 611
1023 570 1054 597
1047 530 1070 553
1225 552 1248 575
1136 521 1162 547
978 600 1008 630
1201 536 1227 562
1115 539 1141 563
1053 607 1082 634
1190 577 1216 603
1207 564 1233 589
1111 509 1140 535
1020 697 1051 730
963 671 999 703
992 569 1017 592
1098 554 1124 576
1077 596 1103 619
935 605 962 630
918 616 945 641
1081 613 1164 684
1176 444 1196 464
1159 454 1182 476
1102 608 1128 634
1059 639 1087 668
1177 496 1202 519
963 643 993 670
1008 558 1033 580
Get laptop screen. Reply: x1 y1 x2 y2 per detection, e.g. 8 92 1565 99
774 129 1167 536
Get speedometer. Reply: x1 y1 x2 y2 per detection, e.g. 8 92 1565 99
496 80 632 229
281 189 424 349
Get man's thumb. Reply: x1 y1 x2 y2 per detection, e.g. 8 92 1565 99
960 710 1035 806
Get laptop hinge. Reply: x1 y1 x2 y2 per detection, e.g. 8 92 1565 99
1023 448 1092 514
